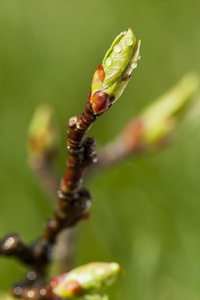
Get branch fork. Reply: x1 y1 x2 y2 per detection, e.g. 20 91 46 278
0 28 141 300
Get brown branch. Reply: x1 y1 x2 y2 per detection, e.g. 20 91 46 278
0 234 34 265
94 117 169 169
60 103 98 193
0 28 142 299
53 228 77 274
28 151 76 275
11 282 58 300
94 118 145 168
29 130 98 274
0 99 109 300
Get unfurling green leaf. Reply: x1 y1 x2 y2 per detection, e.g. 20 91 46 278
120 73 199 154
141 73 199 144
90 28 141 114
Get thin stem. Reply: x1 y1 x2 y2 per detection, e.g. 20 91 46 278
60 102 98 193
29 154 76 274
0 100 107 300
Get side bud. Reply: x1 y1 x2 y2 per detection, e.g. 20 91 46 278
120 73 199 154
27 104 60 158
51 262 121 299
90 28 141 114
141 73 199 145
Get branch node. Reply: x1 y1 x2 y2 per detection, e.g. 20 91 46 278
68 115 81 128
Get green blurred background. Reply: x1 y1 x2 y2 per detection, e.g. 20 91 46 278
1 0 200 299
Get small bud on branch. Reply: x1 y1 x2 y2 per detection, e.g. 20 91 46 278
119 73 200 153
27 105 60 158
90 28 141 114
51 262 121 298
140 73 199 146
1 29 139 300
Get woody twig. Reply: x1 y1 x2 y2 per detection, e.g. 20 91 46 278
0 28 141 300
27 105 77 274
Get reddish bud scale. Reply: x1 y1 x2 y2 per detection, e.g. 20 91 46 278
92 64 105 88
96 64 105 82
50 274 66 288
81 211 91 220
122 74 131 81
90 91 110 114
86 91 92 103
63 280 83 296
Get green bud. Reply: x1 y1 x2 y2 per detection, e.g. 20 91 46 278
90 28 141 114
80 293 109 300
141 73 199 144
51 262 121 298
27 104 60 158
102 29 136 88
119 73 199 156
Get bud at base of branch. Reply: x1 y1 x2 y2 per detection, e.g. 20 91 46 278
90 91 110 114
52 262 121 298
27 104 59 158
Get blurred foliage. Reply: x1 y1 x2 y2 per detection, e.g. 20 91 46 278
1 0 200 300
0 292 14 300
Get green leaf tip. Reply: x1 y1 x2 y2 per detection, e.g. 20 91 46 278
27 104 60 157
90 28 141 114
141 73 200 144
119 73 199 155
51 262 121 299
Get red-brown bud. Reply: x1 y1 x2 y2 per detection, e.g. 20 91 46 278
63 280 83 296
86 91 92 103
90 90 110 114
91 64 105 93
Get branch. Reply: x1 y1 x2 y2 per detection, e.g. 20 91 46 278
27 105 76 274
0 28 141 300
96 73 200 168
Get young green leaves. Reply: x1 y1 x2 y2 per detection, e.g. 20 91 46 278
90 28 141 114
140 73 199 145
51 262 121 299
120 73 199 154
